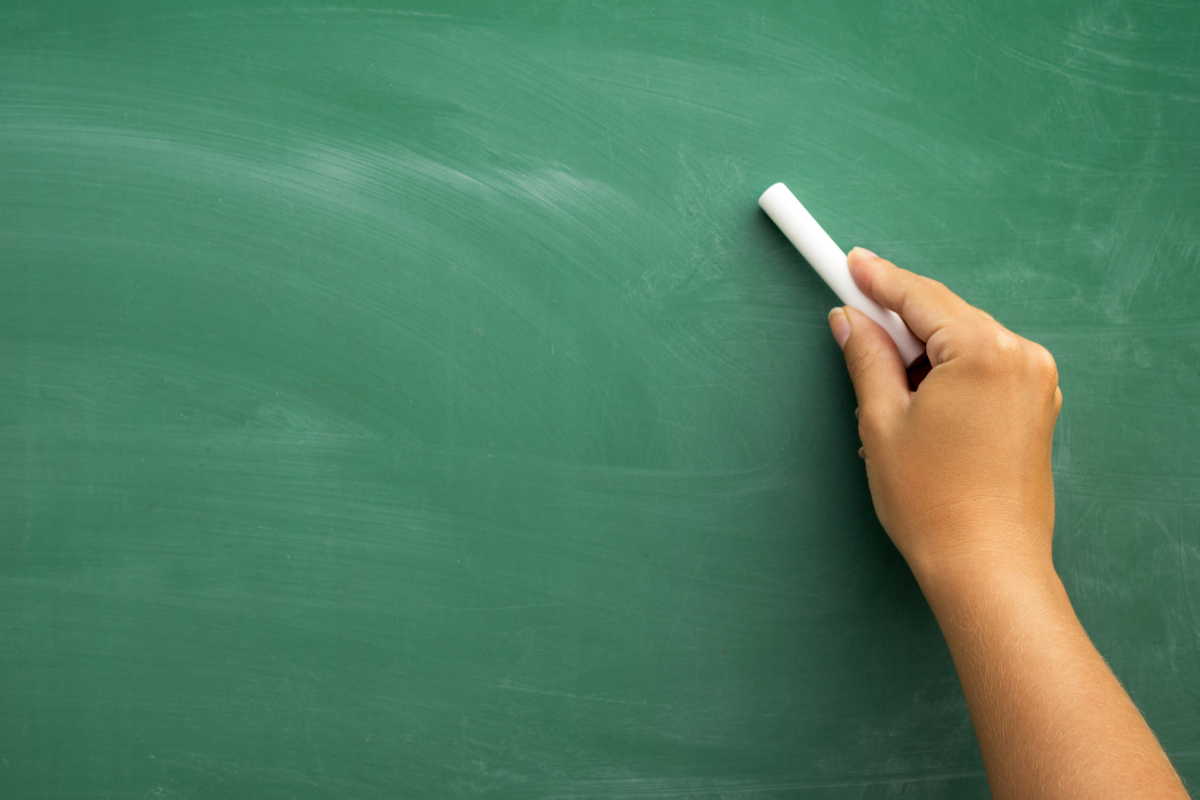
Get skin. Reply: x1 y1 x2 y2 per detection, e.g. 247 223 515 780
828 248 1190 800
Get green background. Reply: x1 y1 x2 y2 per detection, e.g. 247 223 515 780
2 1 1198 797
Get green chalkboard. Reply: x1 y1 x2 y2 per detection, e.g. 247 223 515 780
2 1 1198 797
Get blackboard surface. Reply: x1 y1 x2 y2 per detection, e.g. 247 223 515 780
2 2 1198 797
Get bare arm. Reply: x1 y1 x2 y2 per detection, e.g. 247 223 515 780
827 248 1189 800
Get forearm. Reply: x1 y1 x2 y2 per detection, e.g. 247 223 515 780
917 554 1188 800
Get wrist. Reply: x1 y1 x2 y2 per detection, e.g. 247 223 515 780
907 543 1061 617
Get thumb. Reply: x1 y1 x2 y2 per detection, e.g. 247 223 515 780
829 306 910 422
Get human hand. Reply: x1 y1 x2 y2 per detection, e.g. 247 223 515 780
827 249 1062 588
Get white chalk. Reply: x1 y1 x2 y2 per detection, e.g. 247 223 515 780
759 183 925 366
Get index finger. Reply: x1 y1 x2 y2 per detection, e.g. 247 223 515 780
847 248 976 345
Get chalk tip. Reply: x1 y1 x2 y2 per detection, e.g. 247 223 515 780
758 181 791 208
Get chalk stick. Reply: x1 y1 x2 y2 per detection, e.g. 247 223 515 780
759 183 925 367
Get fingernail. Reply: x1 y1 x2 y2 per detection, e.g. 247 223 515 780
828 307 850 350
851 247 877 259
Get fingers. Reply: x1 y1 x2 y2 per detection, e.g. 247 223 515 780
829 306 910 428
847 248 975 351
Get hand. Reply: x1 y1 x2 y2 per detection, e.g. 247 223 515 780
827 249 1189 799
826 248 1062 587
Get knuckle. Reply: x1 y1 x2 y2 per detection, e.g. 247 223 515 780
1027 343 1059 384
925 328 953 364
856 406 889 441
926 278 961 306
974 327 1023 374
992 328 1022 356
908 275 946 304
